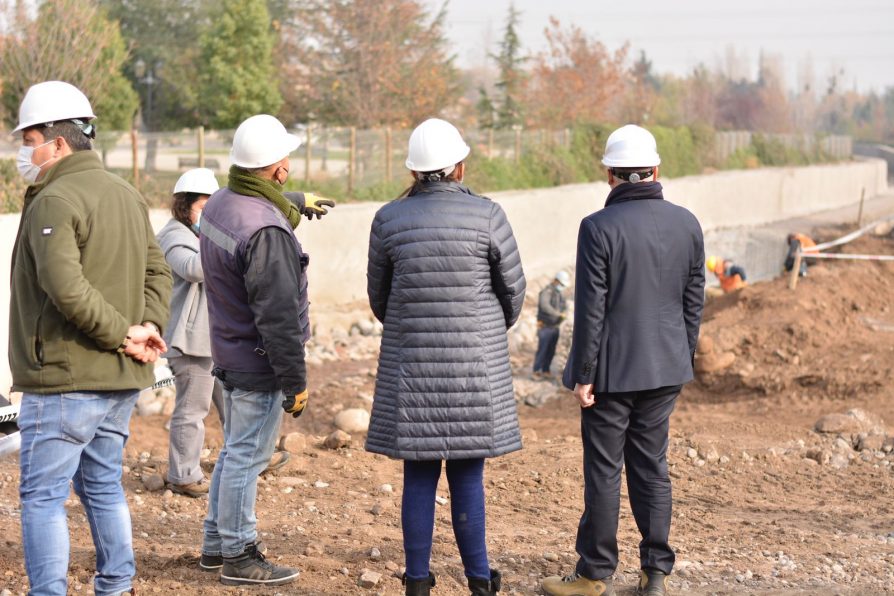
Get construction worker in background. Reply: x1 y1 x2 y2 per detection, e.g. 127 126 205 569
10 81 172 596
199 115 328 587
533 270 571 379
706 255 747 293
543 125 704 596
784 232 818 277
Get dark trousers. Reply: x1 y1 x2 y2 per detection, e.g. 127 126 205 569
402 459 490 580
533 326 560 373
575 384 681 579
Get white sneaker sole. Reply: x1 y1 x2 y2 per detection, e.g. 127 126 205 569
220 570 300 586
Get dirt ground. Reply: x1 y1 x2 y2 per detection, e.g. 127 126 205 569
2 229 894 595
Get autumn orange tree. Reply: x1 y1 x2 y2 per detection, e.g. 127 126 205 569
281 0 460 127
524 17 628 128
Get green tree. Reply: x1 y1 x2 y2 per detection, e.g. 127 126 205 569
476 86 497 129
101 0 205 132
197 0 282 128
493 3 525 129
0 0 138 131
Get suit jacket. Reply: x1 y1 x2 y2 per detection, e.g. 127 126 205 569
563 181 704 393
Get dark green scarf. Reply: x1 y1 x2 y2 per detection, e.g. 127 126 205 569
227 166 302 229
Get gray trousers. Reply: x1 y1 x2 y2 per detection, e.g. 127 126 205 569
167 355 225 484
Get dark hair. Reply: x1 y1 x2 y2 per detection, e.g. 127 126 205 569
28 120 94 152
610 167 654 182
398 163 463 199
172 192 204 227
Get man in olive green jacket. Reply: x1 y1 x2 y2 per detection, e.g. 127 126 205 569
9 81 172 596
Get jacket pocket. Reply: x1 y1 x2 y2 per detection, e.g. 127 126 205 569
184 283 201 326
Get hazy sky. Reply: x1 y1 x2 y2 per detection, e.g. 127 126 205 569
432 0 894 93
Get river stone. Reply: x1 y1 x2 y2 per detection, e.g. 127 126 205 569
334 408 370 433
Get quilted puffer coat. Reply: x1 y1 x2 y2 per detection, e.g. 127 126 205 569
365 181 526 460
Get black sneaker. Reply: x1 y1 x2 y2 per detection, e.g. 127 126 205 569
199 540 266 572
220 542 299 586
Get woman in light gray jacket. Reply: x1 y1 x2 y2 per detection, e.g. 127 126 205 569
366 119 526 596
156 168 224 498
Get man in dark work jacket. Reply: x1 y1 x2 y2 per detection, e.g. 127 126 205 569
542 125 705 596
198 114 326 588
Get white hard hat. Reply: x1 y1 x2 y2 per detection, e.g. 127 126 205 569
555 270 571 288
13 81 96 133
602 124 661 168
174 168 219 195
405 118 470 172
230 114 301 168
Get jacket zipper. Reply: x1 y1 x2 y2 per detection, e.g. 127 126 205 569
34 296 47 367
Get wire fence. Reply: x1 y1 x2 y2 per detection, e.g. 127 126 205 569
0 126 854 208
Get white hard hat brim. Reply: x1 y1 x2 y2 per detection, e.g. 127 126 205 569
602 154 661 168
13 114 96 134
405 143 470 173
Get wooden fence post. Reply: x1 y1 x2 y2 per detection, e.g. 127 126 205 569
305 124 313 185
788 252 802 290
857 187 866 227
131 127 140 193
385 127 393 183
198 126 205 168
348 127 357 195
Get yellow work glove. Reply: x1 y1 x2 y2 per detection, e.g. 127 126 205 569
282 389 308 418
300 193 335 220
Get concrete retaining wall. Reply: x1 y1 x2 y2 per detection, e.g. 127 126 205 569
0 158 887 395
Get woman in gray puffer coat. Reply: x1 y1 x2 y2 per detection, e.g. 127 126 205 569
366 119 526 596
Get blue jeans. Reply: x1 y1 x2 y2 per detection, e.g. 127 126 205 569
202 387 283 558
18 391 139 596
534 326 560 373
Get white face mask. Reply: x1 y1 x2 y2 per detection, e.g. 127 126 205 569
17 140 54 184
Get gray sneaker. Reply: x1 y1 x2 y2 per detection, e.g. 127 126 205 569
200 539 266 571
220 542 299 586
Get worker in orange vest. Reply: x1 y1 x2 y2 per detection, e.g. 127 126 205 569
785 233 818 277
706 255 747 293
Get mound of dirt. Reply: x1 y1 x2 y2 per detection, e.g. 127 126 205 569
691 231 894 412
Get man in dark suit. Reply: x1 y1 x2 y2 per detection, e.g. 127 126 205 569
542 125 705 596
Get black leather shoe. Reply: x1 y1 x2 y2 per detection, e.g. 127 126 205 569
636 569 669 595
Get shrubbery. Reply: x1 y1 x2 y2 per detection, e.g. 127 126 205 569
0 126 848 213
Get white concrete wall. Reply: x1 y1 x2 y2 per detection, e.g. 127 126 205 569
0 158 887 395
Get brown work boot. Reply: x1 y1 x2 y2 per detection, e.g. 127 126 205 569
636 569 668 595
542 572 615 596
168 476 209 498
261 450 291 475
